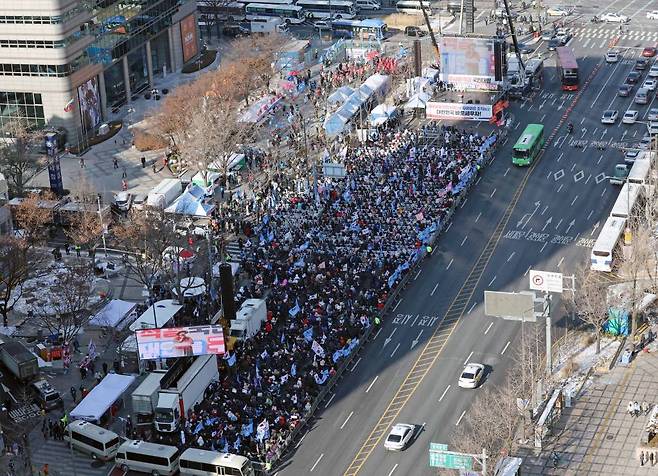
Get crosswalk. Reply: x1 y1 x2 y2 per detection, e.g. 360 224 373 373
31 439 113 476
570 26 658 41
225 240 244 266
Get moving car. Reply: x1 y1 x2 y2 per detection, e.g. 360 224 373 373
313 20 331 30
626 71 642 84
458 363 485 389
648 122 658 136
606 51 620 63
516 42 535 54
644 79 657 91
601 109 619 124
624 149 641 164
404 25 426 37
384 424 415 451
541 30 555 41
648 108 658 121
649 65 658 77
555 32 571 44
642 47 657 58
636 58 649 70
622 110 639 124
647 10 658 19
547 6 571 16
618 84 633 97
601 13 630 23
547 38 561 51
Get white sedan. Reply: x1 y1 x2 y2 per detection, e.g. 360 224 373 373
644 79 658 91
601 109 619 124
648 108 658 121
601 13 630 23
650 65 658 78
458 363 485 389
647 10 658 19
622 110 639 124
384 423 415 451
547 7 571 16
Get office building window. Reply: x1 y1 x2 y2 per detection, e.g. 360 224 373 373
0 92 45 128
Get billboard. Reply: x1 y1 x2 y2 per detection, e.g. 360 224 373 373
439 37 499 91
77 76 102 134
180 14 199 63
426 101 492 121
136 325 225 360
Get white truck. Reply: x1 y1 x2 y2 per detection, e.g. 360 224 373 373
154 355 218 432
250 17 287 34
229 298 267 344
131 370 166 426
146 178 182 209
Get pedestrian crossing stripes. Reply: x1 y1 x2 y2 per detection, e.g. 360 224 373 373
570 27 658 40
31 439 113 476
225 241 243 265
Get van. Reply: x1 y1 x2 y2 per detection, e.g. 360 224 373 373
355 0 380 9
31 379 62 410
635 87 649 105
64 420 121 461
116 440 180 476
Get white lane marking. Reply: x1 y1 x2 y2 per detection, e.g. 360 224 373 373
340 411 354 429
540 241 548 253
392 300 401 312
456 410 466 426
373 328 382 340
446 258 454 270
540 113 546 122
587 210 594 220
524 266 531 276
507 251 515 262
350 357 362 372
431 282 439 296
557 256 565 268
463 351 474 365
501 341 511 355
365 375 379 393
460 197 468 208
310 454 324 472
504 167 510 177
295 433 307 448
476 176 482 185
484 322 493 335
571 195 579 206
557 152 564 162
467 302 477 314
414 269 422 280
557 184 563 193
461 236 468 246
324 393 335 408
475 211 481 223
488 275 497 287
390 343 401 358
387 464 399 476
446 222 453 232
439 384 451 402
601 188 606 197
490 188 496 198
597 154 603 165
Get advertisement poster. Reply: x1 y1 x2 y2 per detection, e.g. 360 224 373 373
77 77 102 133
180 15 199 63
426 102 493 121
136 325 225 360
439 37 499 91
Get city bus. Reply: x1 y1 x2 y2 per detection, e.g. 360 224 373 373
64 420 120 461
512 123 544 166
179 448 255 476
197 0 247 20
591 216 625 272
555 46 579 91
115 440 180 476
395 1 432 15
610 182 643 220
330 18 387 40
244 3 306 23
296 0 357 19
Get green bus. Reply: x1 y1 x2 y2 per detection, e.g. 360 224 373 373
512 124 545 166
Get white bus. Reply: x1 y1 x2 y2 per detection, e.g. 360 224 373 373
591 216 626 272
610 182 643 220
396 0 432 15
197 1 247 21
179 448 255 476
245 3 306 23
64 420 120 461
628 158 651 186
236 0 294 4
115 440 180 476
296 0 357 19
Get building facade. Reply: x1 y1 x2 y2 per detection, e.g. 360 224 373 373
0 0 199 148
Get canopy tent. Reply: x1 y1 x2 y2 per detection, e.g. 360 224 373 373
89 299 137 329
165 185 214 217
404 91 430 110
173 277 207 298
191 170 220 189
208 153 246 173
70 373 135 423
327 86 355 105
129 299 183 331
422 67 439 80
239 95 282 123
324 113 349 137
369 104 397 126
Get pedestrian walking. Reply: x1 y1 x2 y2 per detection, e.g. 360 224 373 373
152 161 157 173
64 242 70 255
113 157 119 169
122 179 128 191
74 244 81 257
141 156 146 168
70 386 77 402
103 362 108 375
651 452 655 466
641 451 645 466
122 167 127 179
642 401 649 415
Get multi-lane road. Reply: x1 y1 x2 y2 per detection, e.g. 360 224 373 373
276 3 658 475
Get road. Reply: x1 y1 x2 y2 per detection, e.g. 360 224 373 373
275 3 658 476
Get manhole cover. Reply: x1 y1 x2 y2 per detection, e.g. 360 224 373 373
606 434 614 440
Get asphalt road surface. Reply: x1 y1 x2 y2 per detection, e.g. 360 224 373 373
275 2 658 475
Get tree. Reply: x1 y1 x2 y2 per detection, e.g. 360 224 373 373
12 192 54 246
0 236 30 327
63 201 103 251
28 264 95 345
200 0 233 38
0 114 44 197
571 264 610 354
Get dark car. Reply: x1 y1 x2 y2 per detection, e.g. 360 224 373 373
618 84 633 96
636 58 649 70
517 42 535 54
547 39 561 51
626 71 642 84
404 26 426 37
541 30 555 41
222 24 249 37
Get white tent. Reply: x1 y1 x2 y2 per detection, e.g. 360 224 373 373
422 67 439 80
369 104 397 126
165 185 214 217
89 300 137 329
70 373 135 423
173 277 207 298
327 86 354 105
362 74 390 97
129 299 183 331
404 91 430 110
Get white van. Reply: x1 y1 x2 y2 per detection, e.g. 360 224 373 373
179 448 255 476
356 0 381 9
116 440 180 476
396 0 432 15
64 420 120 461
635 87 649 105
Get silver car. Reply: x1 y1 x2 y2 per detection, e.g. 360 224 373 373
384 423 415 451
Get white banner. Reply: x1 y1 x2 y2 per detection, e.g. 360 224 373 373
426 102 493 121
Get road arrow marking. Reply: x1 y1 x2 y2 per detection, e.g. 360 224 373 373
411 330 423 350
565 219 576 234
591 221 600 236
542 217 553 231
383 328 397 347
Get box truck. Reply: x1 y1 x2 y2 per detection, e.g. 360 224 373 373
0 338 38 381
154 355 218 432
131 370 166 426
146 178 182 209
227 299 267 349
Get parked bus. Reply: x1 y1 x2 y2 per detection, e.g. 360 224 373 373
179 448 255 476
197 1 247 21
396 1 432 15
64 421 120 461
115 440 180 476
555 46 578 91
512 123 544 166
296 0 357 19
235 0 294 4
591 216 625 272
628 157 651 186
244 3 305 23
330 18 387 40
610 182 643 220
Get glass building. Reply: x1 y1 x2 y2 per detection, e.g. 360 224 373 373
0 0 199 148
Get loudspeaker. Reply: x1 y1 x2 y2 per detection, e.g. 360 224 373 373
219 263 236 321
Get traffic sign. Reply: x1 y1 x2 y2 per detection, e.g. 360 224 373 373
429 448 474 470
529 270 563 293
